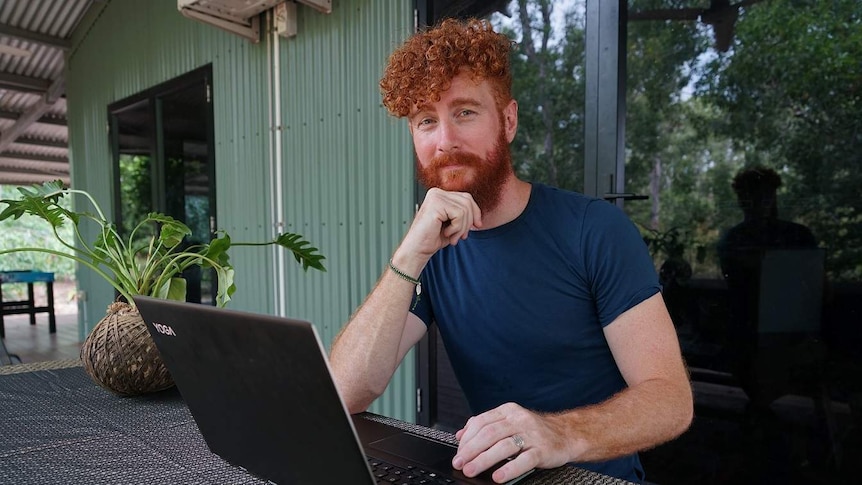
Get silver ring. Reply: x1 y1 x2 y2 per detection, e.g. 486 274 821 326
511 434 525 452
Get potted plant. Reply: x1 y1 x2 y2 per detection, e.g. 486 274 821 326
0 180 325 395
640 226 693 288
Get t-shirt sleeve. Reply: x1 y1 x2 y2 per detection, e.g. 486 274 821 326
580 200 661 327
409 272 433 326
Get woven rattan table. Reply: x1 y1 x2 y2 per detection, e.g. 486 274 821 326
0 360 633 484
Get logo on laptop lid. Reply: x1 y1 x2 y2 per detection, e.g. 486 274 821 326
152 322 177 336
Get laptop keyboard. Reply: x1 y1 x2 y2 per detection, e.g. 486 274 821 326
368 457 457 484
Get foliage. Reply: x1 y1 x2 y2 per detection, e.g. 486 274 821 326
621 2 737 278
696 0 862 280
118 155 153 239
493 0 587 191
641 225 687 260
639 224 707 270
0 184 76 279
624 3 707 224
0 180 326 308
622 0 862 280
493 0 860 281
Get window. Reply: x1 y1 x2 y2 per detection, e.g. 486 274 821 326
625 1 860 482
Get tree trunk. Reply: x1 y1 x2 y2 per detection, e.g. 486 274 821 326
650 155 662 229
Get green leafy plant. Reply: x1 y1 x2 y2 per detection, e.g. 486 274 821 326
0 180 325 307
640 226 688 262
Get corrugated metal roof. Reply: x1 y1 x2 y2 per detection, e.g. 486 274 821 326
0 0 96 186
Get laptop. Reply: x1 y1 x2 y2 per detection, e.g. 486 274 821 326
134 296 533 485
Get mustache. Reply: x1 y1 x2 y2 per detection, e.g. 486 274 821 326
428 151 483 169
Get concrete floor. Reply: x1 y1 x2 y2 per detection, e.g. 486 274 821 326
1 310 81 363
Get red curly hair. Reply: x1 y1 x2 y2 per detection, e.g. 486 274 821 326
380 18 513 118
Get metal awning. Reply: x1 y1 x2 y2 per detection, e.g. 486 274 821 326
0 0 105 186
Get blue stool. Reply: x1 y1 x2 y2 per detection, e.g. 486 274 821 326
0 271 56 339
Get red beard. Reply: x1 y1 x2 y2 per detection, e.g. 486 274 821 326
416 131 513 213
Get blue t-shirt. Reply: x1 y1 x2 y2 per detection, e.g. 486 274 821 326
410 184 660 482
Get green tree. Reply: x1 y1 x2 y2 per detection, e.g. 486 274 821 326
698 0 862 280
118 155 152 237
493 0 587 191
494 1 860 281
624 0 708 231
622 1 743 275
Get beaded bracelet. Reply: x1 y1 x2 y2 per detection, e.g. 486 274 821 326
388 259 421 310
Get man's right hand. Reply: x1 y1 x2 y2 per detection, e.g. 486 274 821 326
395 188 482 269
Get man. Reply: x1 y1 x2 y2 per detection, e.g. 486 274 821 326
717 166 818 409
330 18 692 484
718 166 817 258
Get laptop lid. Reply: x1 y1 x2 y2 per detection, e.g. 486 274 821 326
134 296 531 485
135 296 375 484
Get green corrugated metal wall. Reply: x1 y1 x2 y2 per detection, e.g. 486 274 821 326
66 0 417 421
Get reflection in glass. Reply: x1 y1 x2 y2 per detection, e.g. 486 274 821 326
159 82 213 304
118 155 153 239
114 99 156 251
625 1 860 482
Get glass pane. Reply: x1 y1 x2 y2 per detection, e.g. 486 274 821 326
625 1 859 482
492 0 587 191
111 69 215 306
159 82 214 305
114 99 155 245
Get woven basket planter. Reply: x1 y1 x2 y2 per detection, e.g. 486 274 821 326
80 301 174 396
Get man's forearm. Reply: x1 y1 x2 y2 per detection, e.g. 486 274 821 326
330 268 417 413
331 189 476 413
548 376 693 463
